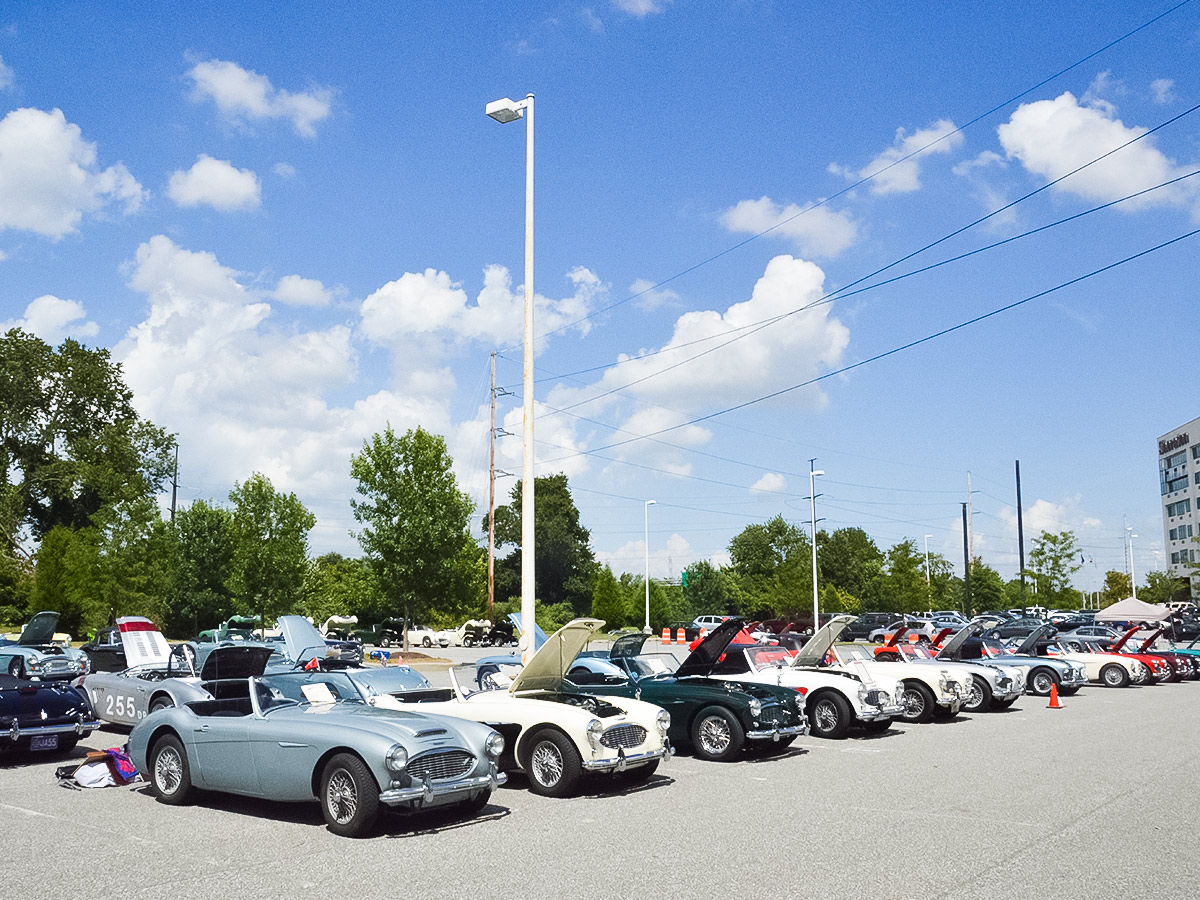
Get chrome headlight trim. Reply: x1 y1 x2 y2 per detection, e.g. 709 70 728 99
385 744 409 772
485 731 504 759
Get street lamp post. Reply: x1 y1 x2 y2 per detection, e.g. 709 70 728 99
486 93 536 663
923 533 933 602
644 500 656 633
809 460 824 632
1127 527 1138 600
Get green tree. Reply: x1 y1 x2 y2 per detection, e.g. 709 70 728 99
1100 570 1131 607
351 427 482 646
728 515 811 613
872 539 929 614
683 560 734 617
591 565 626 630
302 553 382 625
167 500 236 638
0 330 174 540
964 558 1005 615
31 525 103 637
228 473 315 630
493 473 596 615
1139 570 1187 606
1026 530 1083 606
818 527 883 600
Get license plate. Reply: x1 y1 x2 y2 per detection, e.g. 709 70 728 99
30 735 59 751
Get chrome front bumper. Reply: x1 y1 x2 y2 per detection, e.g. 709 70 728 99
581 744 669 773
5 718 100 742
747 723 807 741
859 702 904 721
378 768 506 807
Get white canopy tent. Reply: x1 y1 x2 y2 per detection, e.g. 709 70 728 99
1093 597 1170 623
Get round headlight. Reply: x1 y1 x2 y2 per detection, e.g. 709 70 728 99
587 718 604 746
485 731 504 759
748 698 762 718
385 744 408 772
656 709 670 734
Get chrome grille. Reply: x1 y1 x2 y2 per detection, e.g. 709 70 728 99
865 689 889 707
997 676 1012 690
407 750 474 781
600 723 647 749
758 705 784 724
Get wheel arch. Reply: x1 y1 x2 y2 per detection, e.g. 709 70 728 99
515 722 576 768
310 747 379 799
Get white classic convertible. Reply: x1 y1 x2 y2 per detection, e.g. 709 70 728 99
366 618 671 797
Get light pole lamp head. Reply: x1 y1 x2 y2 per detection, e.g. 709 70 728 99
812 469 825 477
486 97 525 123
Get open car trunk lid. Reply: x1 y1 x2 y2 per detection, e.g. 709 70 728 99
200 645 278 681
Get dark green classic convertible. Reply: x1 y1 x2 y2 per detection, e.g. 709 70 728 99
563 619 808 761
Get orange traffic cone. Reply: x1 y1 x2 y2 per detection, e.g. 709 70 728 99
1047 683 1063 709
676 627 686 644
661 627 671 644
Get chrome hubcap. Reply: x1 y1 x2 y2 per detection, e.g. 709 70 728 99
902 689 925 717
154 747 182 794
531 741 564 786
697 715 731 754
1104 668 1122 686
1033 673 1053 694
326 768 358 824
812 700 838 732
967 682 984 709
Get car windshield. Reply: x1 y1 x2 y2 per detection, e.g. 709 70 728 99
253 671 364 712
835 644 872 663
979 639 1013 657
450 660 524 696
627 654 679 677
899 643 935 659
745 646 796 670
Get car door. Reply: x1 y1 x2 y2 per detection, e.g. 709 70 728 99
190 711 260 795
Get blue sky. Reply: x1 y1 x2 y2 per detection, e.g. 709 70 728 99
2 1 1198 592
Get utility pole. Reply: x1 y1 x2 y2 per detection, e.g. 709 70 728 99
966 471 975 571
961 502 971 616
1015 460 1025 600
488 352 497 623
170 443 179 524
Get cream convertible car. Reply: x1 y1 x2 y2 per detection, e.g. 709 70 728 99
365 619 671 797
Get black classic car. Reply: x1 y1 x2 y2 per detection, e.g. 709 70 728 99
1 674 100 754
565 619 808 761
81 623 127 673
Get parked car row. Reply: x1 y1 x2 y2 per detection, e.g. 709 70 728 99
6 608 1200 840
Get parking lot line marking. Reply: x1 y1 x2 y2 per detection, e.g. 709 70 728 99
0 802 58 820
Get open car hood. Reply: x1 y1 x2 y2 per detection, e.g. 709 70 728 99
789 615 854 667
508 612 549 651
278 615 330 662
1111 627 1140 652
509 618 603 693
674 618 746 677
321 615 358 634
200 644 278 681
936 620 987 659
1138 628 1166 652
610 632 654 659
1013 625 1057 656
18 611 60 646
117 616 172 667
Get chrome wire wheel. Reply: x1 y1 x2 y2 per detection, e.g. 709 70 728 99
325 767 359 825
965 681 985 710
697 714 732 756
154 746 183 795
1031 670 1055 695
530 739 565 788
902 688 926 718
812 699 838 733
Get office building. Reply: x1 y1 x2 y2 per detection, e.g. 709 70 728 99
1159 416 1199 589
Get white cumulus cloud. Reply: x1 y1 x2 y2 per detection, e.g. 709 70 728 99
2 294 99 344
997 91 1198 211
721 197 858 258
0 54 14 90
0 107 145 239
1150 78 1175 104
272 274 332 307
613 0 671 16
187 59 332 138
830 119 964 195
751 472 786 493
168 155 261 211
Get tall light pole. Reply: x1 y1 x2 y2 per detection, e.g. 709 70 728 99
808 460 824 632
486 93 536 663
643 500 656 633
923 533 933 604
1127 525 1139 600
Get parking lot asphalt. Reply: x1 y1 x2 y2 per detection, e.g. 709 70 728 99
2 663 1198 900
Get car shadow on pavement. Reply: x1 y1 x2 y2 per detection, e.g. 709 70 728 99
741 746 809 764
382 803 512 838
847 726 905 740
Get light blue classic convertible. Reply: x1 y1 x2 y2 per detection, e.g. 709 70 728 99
127 669 506 837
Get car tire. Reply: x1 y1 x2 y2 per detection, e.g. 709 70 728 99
992 697 1018 709
149 734 193 805
58 735 79 753
320 753 381 838
963 676 992 713
690 706 745 761
806 691 852 740
422 637 432 648
1028 668 1059 696
898 681 936 724
522 728 582 797
6 656 22 676
149 697 173 714
1058 685 1081 695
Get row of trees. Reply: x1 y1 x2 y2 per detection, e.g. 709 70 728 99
2 328 1193 639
